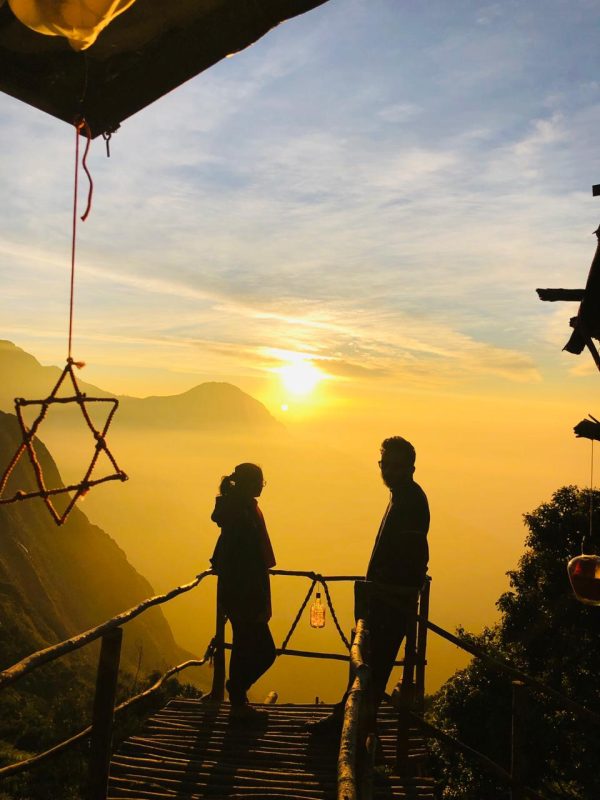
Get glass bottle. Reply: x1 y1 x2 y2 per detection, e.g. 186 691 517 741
310 591 326 628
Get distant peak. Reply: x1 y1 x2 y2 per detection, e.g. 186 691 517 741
0 339 45 367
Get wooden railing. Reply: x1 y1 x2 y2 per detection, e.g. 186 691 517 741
390 608 600 800
208 570 431 706
0 567 430 799
337 619 372 800
5 565 594 800
0 569 214 799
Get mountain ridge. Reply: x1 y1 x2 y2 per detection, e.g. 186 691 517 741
0 409 193 677
0 339 283 432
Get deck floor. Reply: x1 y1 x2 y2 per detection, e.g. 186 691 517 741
108 699 435 799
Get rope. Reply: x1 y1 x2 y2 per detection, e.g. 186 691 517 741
0 362 127 525
279 578 317 652
68 119 93 360
318 577 351 650
276 575 352 653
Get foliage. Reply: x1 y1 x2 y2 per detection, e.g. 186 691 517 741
0 660 202 799
428 486 600 800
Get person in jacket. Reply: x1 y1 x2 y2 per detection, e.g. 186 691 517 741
309 436 429 732
210 462 276 716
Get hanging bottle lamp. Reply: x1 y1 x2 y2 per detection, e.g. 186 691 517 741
567 554 600 606
568 416 600 605
310 590 326 628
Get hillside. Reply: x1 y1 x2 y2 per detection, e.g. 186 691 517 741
0 410 191 677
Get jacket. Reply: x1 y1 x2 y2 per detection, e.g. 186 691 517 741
210 493 276 623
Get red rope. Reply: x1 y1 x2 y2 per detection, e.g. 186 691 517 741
68 119 93 360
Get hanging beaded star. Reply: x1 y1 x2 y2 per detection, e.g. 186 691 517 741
0 119 127 525
0 358 127 525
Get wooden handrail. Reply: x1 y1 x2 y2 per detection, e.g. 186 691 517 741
0 570 213 691
0 651 213 780
421 616 600 726
338 619 371 800
270 570 364 581
404 709 549 800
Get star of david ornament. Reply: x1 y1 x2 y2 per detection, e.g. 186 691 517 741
0 358 127 525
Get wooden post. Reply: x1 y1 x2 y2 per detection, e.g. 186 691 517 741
209 603 226 703
88 627 123 800
347 626 356 689
415 578 430 711
394 593 418 774
510 680 527 800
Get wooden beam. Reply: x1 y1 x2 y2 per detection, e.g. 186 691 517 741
536 288 585 302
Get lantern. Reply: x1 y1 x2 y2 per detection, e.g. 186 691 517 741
8 0 137 51
310 592 326 628
567 554 600 606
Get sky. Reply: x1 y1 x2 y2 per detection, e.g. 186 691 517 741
1 0 599 407
2 0 600 697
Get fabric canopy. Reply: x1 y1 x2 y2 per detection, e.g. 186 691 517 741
6 0 137 50
0 0 328 136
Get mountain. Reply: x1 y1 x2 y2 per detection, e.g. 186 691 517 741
116 382 282 431
0 340 282 433
0 410 191 677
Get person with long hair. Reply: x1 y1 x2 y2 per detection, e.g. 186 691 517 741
210 462 276 717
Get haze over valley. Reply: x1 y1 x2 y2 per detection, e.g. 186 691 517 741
1 339 593 703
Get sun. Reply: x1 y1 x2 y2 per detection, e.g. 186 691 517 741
278 360 324 397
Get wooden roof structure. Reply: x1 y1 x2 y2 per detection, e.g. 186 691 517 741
0 0 328 138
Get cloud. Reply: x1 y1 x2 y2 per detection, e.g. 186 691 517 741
0 2 598 395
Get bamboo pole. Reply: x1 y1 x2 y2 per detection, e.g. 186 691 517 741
0 570 213 690
0 655 212 780
338 677 361 800
404 709 547 800
421 616 600 725
337 619 370 800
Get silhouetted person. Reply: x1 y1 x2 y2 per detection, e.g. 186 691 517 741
310 436 429 732
210 463 276 717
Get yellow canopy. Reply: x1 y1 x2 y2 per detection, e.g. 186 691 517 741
7 0 137 50
0 0 328 136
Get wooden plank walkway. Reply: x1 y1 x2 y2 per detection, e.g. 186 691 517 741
108 699 435 799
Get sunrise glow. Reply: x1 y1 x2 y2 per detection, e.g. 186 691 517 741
278 360 324 396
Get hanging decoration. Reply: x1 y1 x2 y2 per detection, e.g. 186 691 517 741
567 554 600 606
566 423 600 605
0 119 127 525
309 590 326 628
5 0 137 51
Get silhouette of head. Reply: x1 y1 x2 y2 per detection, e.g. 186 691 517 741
219 462 264 499
379 436 415 489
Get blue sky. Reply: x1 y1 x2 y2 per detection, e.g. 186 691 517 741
1 0 600 402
